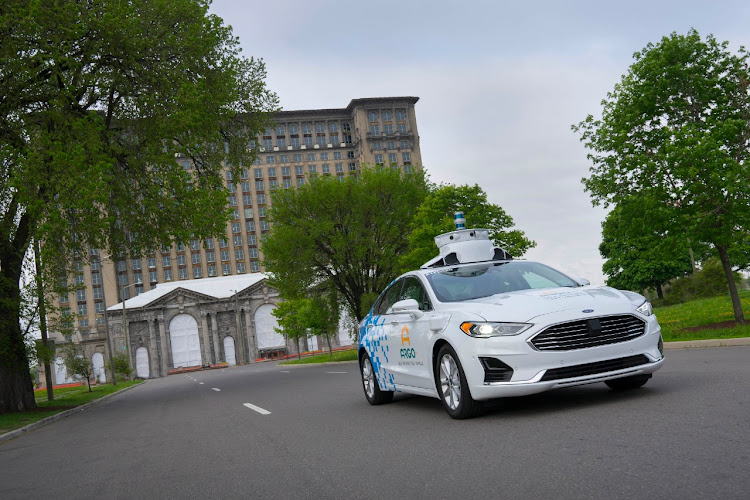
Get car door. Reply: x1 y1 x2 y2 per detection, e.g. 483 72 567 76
366 279 404 388
386 276 434 390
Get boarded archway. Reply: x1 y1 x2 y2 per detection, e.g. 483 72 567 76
92 352 106 383
136 347 150 378
223 336 236 365
54 356 73 385
169 314 202 368
255 304 283 350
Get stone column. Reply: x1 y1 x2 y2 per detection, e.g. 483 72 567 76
211 313 221 362
235 307 246 365
157 314 170 375
244 308 256 362
200 312 212 365
210 313 221 363
147 317 158 378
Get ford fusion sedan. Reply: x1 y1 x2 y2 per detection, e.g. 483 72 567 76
358 228 664 419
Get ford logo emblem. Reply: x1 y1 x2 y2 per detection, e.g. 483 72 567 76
582 309 594 313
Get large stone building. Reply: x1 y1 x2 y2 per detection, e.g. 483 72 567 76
45 96 421 382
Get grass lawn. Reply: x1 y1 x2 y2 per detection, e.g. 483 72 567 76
279 349 358 365
0 380 142 436
656 289 750 342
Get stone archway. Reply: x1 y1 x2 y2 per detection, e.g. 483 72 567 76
135 347 150 378
92 352 106 383
223 336 236 365
254 304 283 350
169 314 202 368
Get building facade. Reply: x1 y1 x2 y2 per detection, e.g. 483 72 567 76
45 96 419 379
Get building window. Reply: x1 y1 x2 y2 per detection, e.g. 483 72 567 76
221 250 230 261
302 123 312 134
260 220 270 231
373 141 382 150
386 141 395 150
317 135 327 146
251 261 260 272
176 242 185 252
237 262 246 274
384 124 394 134
403 152 411 164
335 163 344 173
75 274 85 286
233 235 243 246
226 170 233 181
249 248 259 259
222 264 231 276
208 264 217 277
96 316 105 326
276 137 286 148
206 251 215 263
289 124 298 134
232 209 240 220
177 255 186 266
292 154 302 163
282 166 291 176
367 111 378 122
133 272 143 284
268 167 277 177
228 195 237 206
241 181 251 192
179 268 188 280
191 253 201 264
244 207 253 218
262 138 272 150
162 256 171 268
76 289 86 301
147 257 157 268
308 165 317 174
93 288 103 300
149 271 158 282
59 294 69 304
349 162 357 171
118 274 128 286
193 267 202 279
397 123 407 133
269 179 278 190
257 193 266 204
78 303 87 315
306 153 315 161
320 152 329 161
164 269 173 281
383 111 392 121
91 273 102 285
90 260 101 271
220 238 228 248
370 124 380 135
342 122 351 132
258 207 266 218
290 136 300 147
322 164 330 174
303 136 313 147
266 155 275 164
246 220 255 232
328 122 338 133
404 164 413 173
205 238 214 249
389 153 398 165
243 195 252 207
283 178 292 188
232 222 241 233
255 180 265 191
297 178 305 187
79 319 89 328
253 168 262 179
247 234 257 245
400 140 409 149
396 109 407 121
295 165 304 176
334 151 342 160
347 151 355 159
375 154 384 165
131 259 141 270
235 249 244 261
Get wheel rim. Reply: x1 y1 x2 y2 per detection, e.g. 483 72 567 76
439 353 461 410
362 358 375 398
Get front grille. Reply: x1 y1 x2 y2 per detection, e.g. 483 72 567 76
540 355 650 381
530 315 646 351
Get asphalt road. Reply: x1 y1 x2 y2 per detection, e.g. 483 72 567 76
1 346 749 499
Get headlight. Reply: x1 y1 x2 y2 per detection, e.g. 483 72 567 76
636 300 653 316
460 322 532 337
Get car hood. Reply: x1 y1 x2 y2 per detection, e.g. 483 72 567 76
453 286 645 323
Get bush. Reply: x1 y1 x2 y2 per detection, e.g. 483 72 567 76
112 353 134 380
655 258 741 306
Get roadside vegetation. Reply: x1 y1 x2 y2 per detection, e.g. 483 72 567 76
279 349 358 365
0 381 142 436
657 290 750 342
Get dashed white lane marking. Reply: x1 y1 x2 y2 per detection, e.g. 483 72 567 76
243 403 271 415
211 388 221 392
280 370 290 373
327 371 347 374
199 382 204 385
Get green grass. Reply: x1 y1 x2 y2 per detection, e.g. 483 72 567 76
656 289 750 342
279 349 358 365
0 380 142 436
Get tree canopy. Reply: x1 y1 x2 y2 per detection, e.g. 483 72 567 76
574 29 750 324
399 184 535 272
0 0 278 412
263 168 430 321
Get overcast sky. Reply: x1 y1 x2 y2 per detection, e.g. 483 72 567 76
210 0 750 284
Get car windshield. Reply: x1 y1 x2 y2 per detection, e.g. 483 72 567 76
426 261 578 302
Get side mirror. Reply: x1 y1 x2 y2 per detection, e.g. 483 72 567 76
390 298 423 319
575 278 590 286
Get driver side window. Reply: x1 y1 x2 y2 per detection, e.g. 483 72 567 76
375 280 403 315
399 277 432 311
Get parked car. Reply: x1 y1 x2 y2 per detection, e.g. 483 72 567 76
358 227 664 419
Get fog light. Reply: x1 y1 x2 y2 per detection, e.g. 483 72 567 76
658 335 664 357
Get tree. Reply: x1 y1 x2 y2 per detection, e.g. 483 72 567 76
272 299 309 360
304 290 340 356
599 194 694 298
112 353 134 381
574 29 750 324
399 184 536 272
60 343 94 392
263 168 430 321
0 0 278 412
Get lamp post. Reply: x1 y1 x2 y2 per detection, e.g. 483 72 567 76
121 283 138 369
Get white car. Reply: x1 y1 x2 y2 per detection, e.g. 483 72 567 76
358 227 664 419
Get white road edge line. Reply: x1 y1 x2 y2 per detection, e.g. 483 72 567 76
211 388 221 392
199 382 204 385
327 371 347 374
280 370 290 373
243 403 271 415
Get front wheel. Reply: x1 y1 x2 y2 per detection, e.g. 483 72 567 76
605 374 651 391
360 353 393 405
435 345 481 419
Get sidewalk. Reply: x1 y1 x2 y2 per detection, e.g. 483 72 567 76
664 337 750 349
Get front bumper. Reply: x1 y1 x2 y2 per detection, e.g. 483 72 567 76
456 315 664 400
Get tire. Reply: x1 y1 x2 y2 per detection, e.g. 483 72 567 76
360 353 393 405
605 374 651 391
435 345 481 419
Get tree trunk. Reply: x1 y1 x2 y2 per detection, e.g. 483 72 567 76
326 335 333 356
655 283 664 300
34 239 54 401
296 338 301 359
716 245 745 325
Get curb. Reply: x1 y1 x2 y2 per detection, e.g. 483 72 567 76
0 382 144 445
664 337 750 349
278 360 359 368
